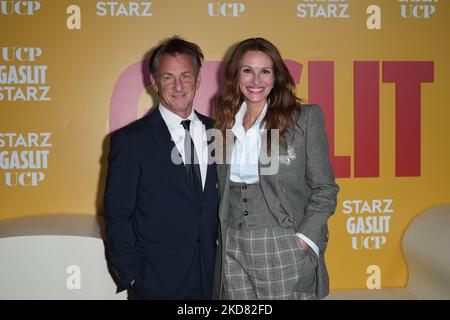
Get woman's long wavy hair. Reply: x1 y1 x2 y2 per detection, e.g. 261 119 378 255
214 38 303 147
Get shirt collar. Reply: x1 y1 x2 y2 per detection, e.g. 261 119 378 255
158 103 198 131
232 101 268 142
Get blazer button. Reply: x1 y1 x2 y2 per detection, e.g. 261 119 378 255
242 197 247 203
243 211 248 216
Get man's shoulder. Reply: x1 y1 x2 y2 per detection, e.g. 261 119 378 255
195 110 215 128
111 114 151 138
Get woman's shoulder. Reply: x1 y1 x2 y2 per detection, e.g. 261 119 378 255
296 104 324 122
288 104 323 135
298 103 321 114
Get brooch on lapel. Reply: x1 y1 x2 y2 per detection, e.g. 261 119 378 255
279 144 296 166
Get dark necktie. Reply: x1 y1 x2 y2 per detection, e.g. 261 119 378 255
180 119 203 199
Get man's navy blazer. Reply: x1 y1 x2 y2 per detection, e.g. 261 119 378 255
104 108 219 299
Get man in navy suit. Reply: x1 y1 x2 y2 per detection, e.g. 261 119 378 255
104 36 219 299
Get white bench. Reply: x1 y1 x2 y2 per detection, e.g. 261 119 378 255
0 215 126 300
2 206 449 300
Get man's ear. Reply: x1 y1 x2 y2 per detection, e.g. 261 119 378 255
195 73 201 91
150 74 158 93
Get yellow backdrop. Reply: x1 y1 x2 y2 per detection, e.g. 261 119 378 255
1 0 449 290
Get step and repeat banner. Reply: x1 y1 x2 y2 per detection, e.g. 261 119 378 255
1 0 449 291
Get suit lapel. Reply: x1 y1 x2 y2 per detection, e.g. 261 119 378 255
259 122 303 216
218 130 235 220
200 113 216 197
258 126 284 216
148 109 198 201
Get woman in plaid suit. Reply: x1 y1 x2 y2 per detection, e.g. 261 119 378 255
213 38 339 300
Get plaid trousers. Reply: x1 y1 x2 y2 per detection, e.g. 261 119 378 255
223 226 317 300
